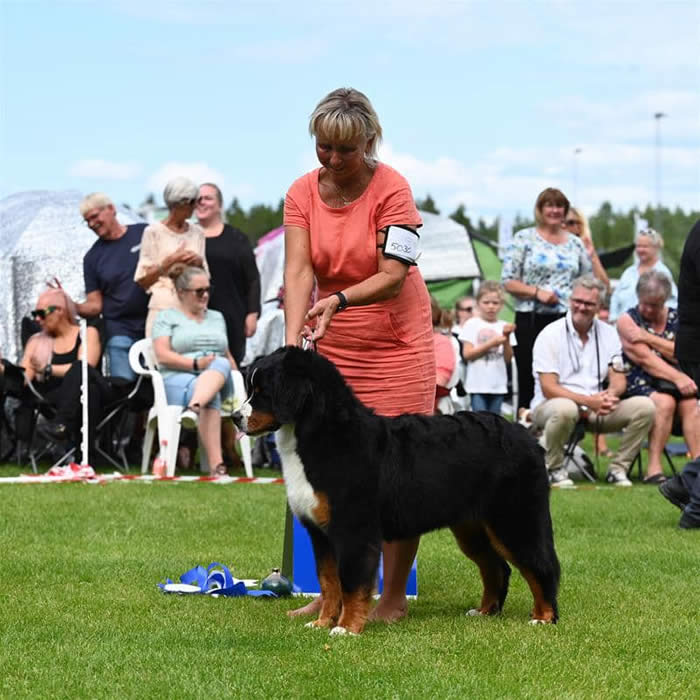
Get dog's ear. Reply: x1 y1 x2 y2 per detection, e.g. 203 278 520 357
271 348 315 423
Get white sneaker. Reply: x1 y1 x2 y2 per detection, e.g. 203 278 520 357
606 470 632 487
549 467 575 489
180 408 198 431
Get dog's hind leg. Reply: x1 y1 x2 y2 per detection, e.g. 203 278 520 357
484 524 560 624
450 521 511 616
304 527 342 630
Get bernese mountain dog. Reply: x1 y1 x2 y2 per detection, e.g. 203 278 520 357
234 347 560 635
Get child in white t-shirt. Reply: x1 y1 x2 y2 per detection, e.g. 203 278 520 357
459 281 516 415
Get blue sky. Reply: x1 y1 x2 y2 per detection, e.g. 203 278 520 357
1 0 698 223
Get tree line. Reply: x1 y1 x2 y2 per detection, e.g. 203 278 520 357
222 193 698 281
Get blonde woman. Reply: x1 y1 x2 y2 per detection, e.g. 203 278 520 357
284 87 435 623
563 207 610 294
609 228 678 322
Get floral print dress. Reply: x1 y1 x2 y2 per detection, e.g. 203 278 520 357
501 228 592 314
623 306 679 396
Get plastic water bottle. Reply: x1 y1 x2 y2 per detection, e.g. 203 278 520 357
152 440 167 477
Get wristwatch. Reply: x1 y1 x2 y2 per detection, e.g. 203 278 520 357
333 291 348 311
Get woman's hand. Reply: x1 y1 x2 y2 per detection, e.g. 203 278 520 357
166 244 202 269
674 373 698 398
303 295 341 342
196 354 218 371
535 288 559 305
502 322 516 336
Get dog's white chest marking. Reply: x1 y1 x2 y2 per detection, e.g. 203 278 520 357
276 425 319 523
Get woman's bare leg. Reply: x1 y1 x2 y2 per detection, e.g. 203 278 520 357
369 537 419 622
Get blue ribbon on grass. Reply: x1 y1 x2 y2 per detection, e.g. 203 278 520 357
158 562 276 597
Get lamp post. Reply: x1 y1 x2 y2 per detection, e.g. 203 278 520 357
654 112 667 230
573 147 582 203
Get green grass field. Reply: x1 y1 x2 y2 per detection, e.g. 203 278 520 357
1 438 698 699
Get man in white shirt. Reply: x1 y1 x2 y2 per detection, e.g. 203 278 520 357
531 275 655 488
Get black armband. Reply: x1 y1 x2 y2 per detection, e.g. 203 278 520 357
379 225 420 265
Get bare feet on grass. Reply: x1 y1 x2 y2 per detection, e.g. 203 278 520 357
287 596 322 617
368 595 408 623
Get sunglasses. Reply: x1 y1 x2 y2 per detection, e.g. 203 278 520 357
31 305 60 320
565 219 582 226
185 286 211 298
457 306 473 312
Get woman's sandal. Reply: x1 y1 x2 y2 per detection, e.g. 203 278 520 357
212 462 228 477
642 473 667 485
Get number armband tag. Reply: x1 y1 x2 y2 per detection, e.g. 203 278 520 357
381 225 420 265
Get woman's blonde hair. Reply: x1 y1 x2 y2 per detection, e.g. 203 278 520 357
635 227 664 249
568 207 592 241
309 88 382 161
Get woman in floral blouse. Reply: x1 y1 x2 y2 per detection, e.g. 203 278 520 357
501 188 591 415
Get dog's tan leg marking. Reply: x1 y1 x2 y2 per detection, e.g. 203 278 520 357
485 526 555 624
311 491 331 529
333 586 372 636
451 522 509 616
306 555 341 630
520 570 556 624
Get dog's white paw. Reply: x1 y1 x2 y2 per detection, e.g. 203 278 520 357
329 626 358 637
466 608 485 617
528 618 550 626
304 621 323 630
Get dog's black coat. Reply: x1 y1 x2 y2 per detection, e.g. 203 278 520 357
238 347 560 629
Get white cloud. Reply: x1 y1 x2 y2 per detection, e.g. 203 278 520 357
379 138 699 221
69 159 142 180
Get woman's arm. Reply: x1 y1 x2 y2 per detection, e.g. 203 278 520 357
582 239 611 293
502 280 558 306
153 335 198 372
80 326 102 368
617 313 676 361
20 338 38 382
303 228 412 342
284 225 316 345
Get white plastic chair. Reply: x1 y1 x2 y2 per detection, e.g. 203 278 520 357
128 339 252 477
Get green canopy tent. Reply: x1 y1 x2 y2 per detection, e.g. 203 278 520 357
427 232 514 322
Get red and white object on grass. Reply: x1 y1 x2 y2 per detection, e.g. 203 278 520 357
152 439 168 477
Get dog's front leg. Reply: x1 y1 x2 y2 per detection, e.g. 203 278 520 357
305 527 342 630
331 540 381 636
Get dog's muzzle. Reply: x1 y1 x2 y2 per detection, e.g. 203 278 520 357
232 401 253 433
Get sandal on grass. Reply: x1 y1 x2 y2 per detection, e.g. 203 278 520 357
212 462 228 477
643 473 667 485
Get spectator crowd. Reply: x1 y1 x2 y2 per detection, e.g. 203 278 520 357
1 94 698 532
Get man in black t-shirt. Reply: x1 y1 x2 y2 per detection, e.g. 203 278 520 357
660 219 700 529
76 193 149 380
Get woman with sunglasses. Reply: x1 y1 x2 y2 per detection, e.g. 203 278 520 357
19 287 105 460
563 207 610 294
135 177 207 336
152 266 237 476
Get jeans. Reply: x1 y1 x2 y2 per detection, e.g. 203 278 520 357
163 356 233 409
470 393 504 415
106 335 137 381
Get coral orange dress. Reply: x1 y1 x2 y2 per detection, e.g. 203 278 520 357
284 163 435 417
